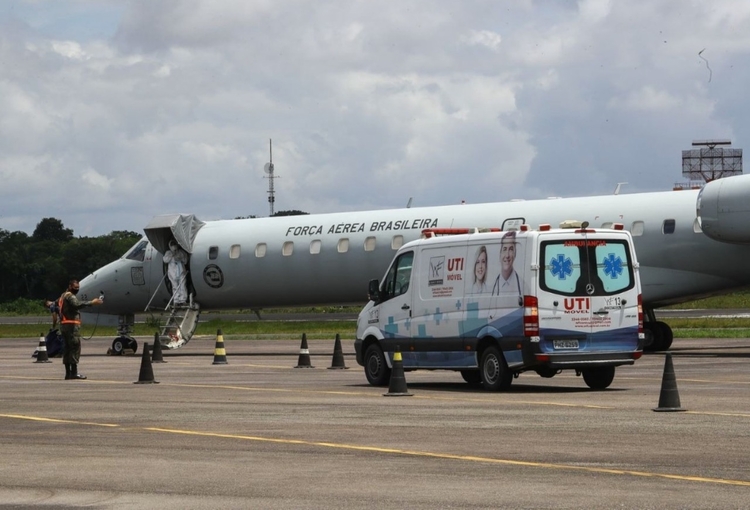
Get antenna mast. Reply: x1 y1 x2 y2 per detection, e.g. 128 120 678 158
263 139 277 216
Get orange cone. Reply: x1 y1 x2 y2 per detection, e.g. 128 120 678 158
328 334 348 370
134 342 159 384
295 333 314 368
384 346 412 396
34 333 52 364
212 329 228 365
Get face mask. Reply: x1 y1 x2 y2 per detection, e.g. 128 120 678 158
71 288 79 295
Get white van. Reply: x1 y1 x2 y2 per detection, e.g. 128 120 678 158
354 223 644 391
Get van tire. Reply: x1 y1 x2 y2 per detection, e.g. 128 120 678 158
479 346 512 391
460 370 482 387
582 366 615 390
364 344 391 387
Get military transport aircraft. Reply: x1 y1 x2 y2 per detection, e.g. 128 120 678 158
79 172 750 355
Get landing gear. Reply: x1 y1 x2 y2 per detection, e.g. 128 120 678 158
643 311 674 352
110 336 138 355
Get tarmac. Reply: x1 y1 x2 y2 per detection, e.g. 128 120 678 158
2 335 750 509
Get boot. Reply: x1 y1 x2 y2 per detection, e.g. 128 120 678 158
69 363 87 380
64 364 72 380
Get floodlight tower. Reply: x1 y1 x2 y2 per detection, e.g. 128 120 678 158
681 139 742 185
263 139 278 216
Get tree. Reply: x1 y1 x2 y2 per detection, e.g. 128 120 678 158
32 218 73 243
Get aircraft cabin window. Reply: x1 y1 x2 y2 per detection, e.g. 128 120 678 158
255 243 267 258
337 238 349 253
391 235 404 250
283 242 294 256
208 246 219 260
364 236 376 252
310 240 322 255
229 244 241 259
631 221 644 236
663 219 676 235
125 240 148 262
693 218 702 233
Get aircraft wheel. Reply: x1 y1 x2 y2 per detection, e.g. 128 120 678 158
460 369 482 387
111 337 126 356
643 322 665 352
364 344 391 387
479 346 512 391
582 366 615 390
128 338 138 354
655 321 673 350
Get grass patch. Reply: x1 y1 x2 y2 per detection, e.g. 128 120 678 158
0 320 356 340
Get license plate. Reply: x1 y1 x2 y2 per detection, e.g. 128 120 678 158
553 339 579 350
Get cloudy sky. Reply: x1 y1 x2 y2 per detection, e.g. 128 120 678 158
1 0 748 237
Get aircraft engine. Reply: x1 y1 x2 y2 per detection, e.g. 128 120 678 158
697 174 750 244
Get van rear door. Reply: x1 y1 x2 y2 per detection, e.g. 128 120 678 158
537 233 639 353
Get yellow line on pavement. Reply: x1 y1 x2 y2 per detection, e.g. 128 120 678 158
1 413 749 487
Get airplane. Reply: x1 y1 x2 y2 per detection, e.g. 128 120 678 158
79 172 750 355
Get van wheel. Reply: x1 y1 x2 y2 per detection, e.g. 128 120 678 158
460 370 482 387
480 346 512 391
582 366 615 390
364 344 391 387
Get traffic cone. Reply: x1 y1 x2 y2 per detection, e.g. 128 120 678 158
212 329 228 365
384 346 412 396
134 342 159 384
295 333 314 368
653 352 685 412
328 334 348 370
34 332 52 363
151 332 166 363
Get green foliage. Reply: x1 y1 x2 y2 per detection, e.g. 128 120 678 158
0 219 141 304
0 298 47 315
32 218 73 243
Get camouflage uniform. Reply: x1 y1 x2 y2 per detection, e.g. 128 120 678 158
59 291 96 379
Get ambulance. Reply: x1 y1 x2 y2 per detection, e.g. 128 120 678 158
354 223 644 391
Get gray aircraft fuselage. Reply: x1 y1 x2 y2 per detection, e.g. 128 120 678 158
79 173 750 323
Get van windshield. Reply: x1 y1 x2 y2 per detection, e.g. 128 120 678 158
540 239 634 296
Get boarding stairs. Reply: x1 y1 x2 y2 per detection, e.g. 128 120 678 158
145 272 201 350
159 297 200 350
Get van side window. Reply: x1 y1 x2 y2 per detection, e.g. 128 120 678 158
382 251 414 301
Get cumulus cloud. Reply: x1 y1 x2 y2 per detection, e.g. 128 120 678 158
0 0 749 236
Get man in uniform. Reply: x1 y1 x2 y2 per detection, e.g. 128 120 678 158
59 279 103 380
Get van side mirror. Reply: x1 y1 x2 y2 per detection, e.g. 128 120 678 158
368 279 381 302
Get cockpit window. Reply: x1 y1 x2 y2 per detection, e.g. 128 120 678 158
125 240 148 262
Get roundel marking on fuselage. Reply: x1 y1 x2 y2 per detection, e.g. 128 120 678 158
203 264 224 289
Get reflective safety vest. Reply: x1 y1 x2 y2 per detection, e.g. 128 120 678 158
58 292 81 325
